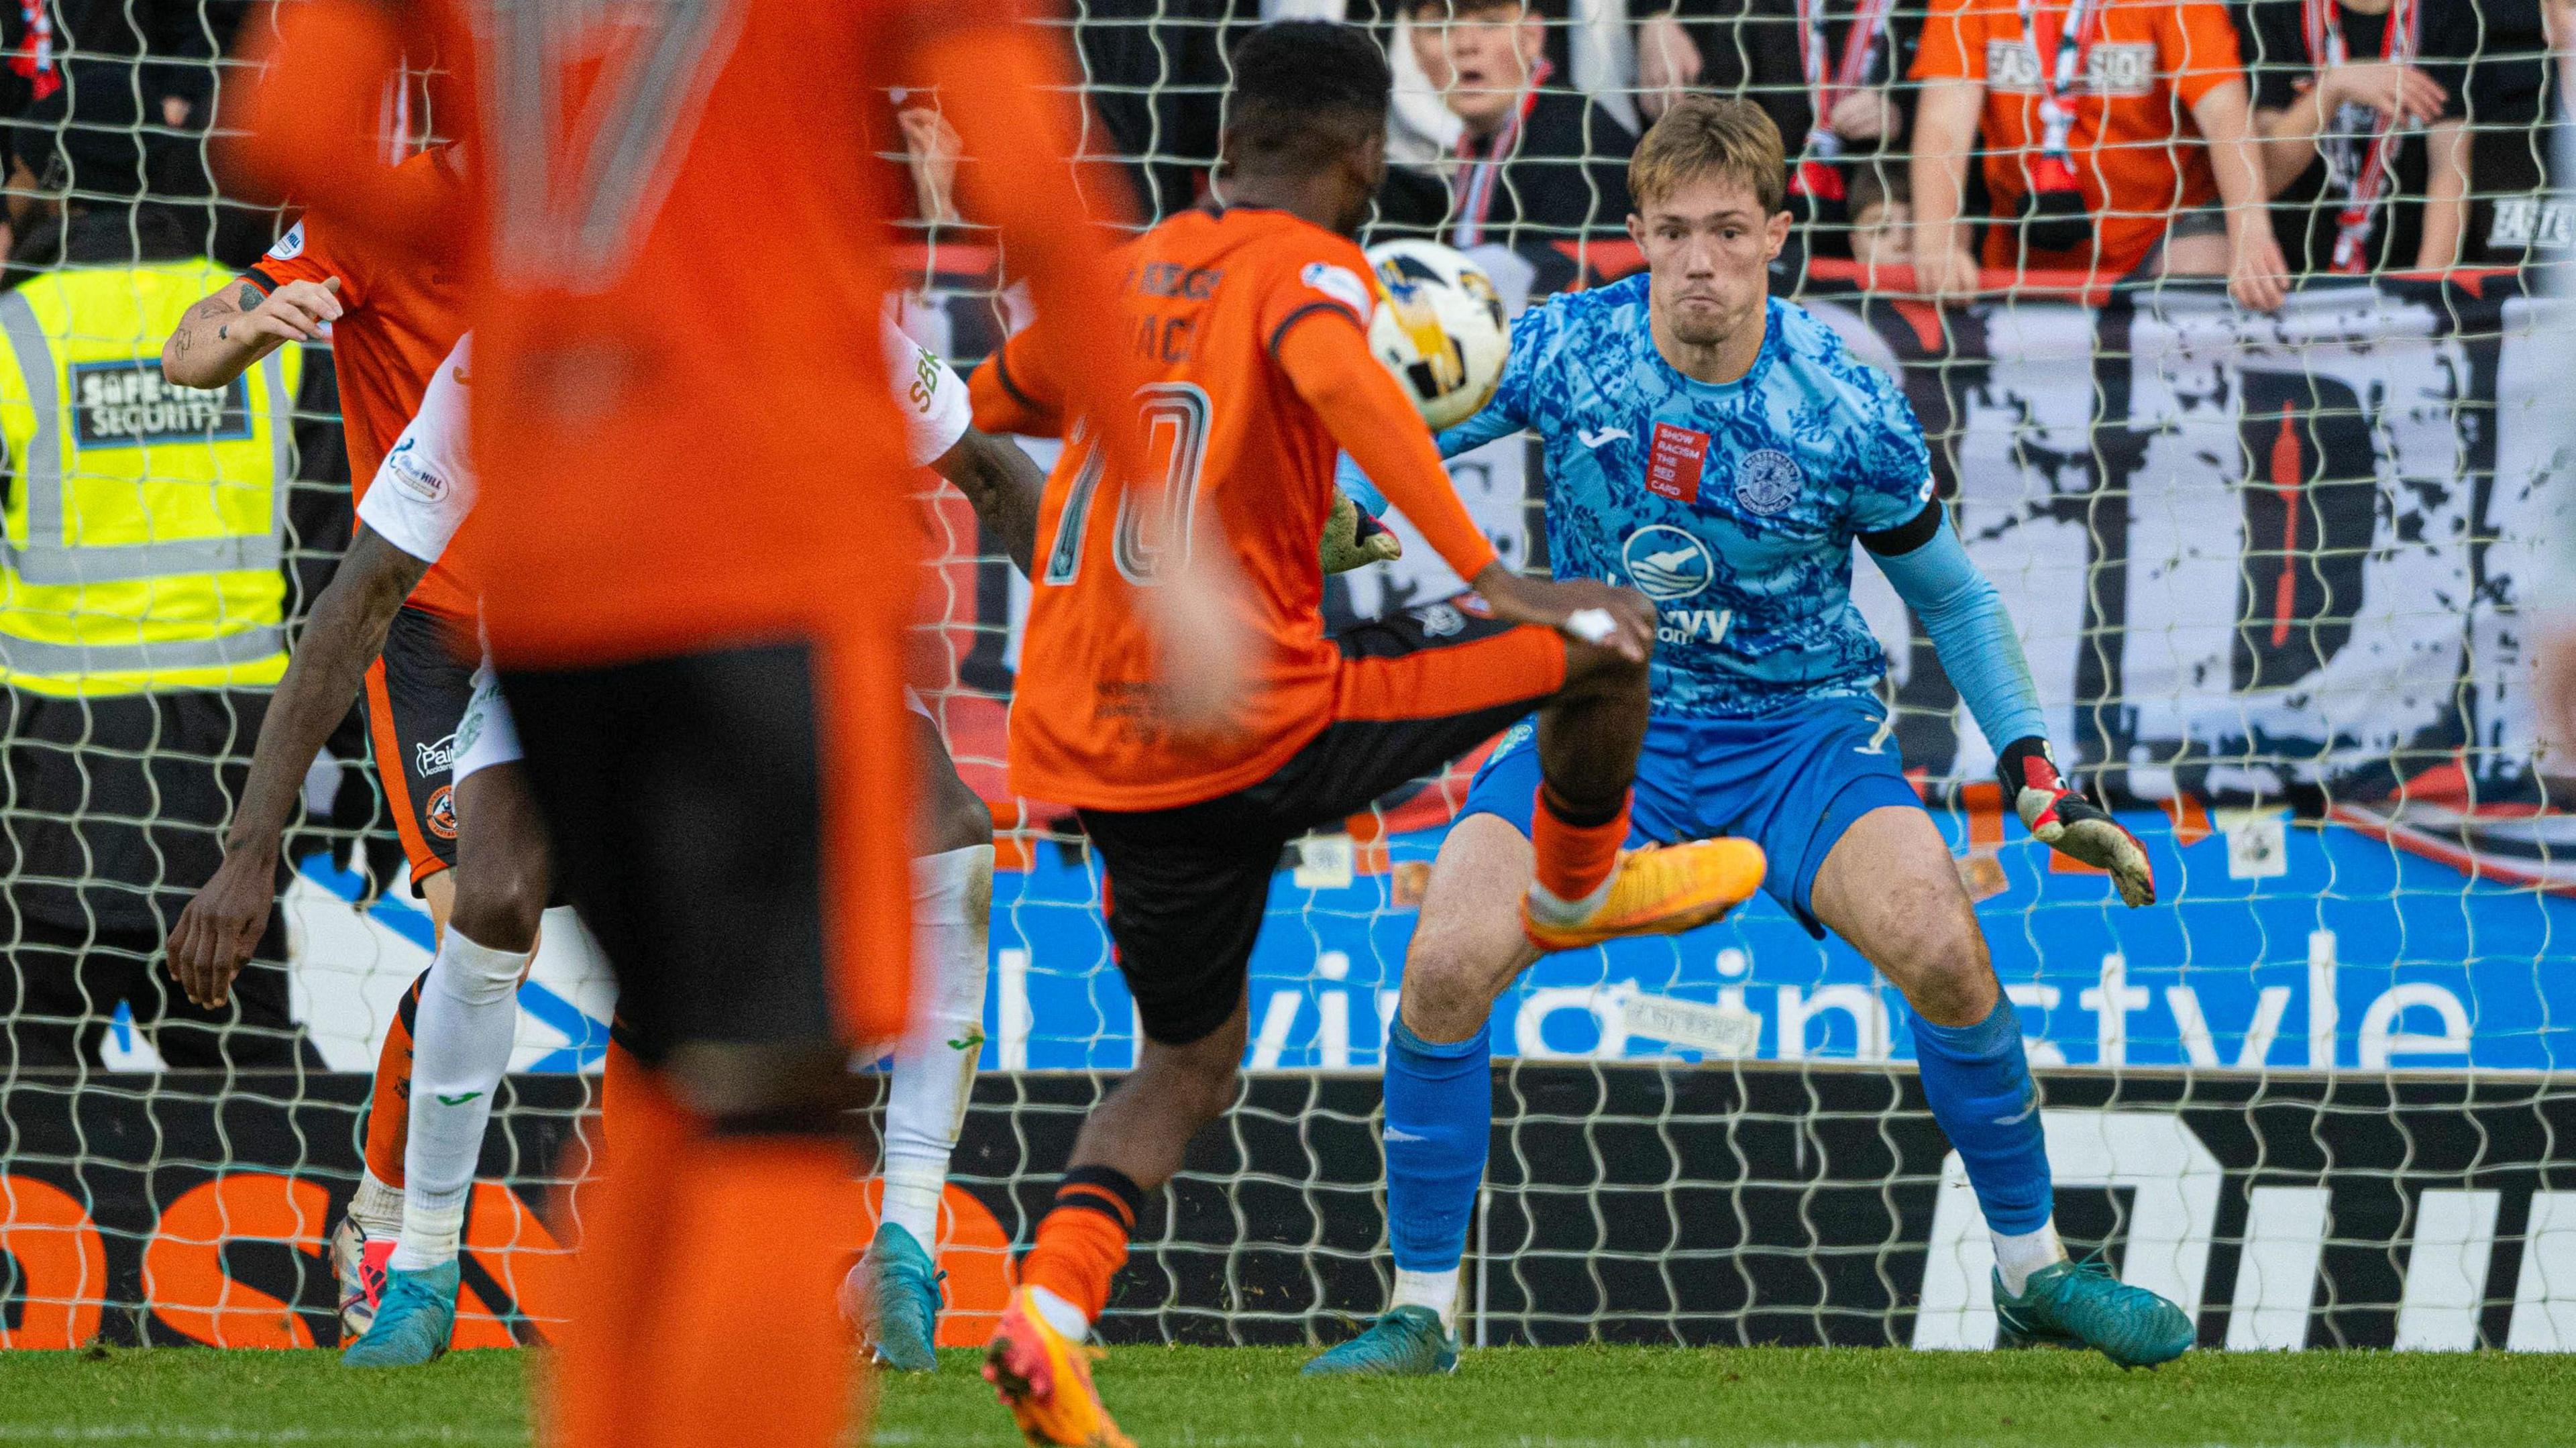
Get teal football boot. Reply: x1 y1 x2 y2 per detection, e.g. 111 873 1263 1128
1301 1305 1460 1376
1994 1255 2195 1368
340 1260 460 1367
864 1221 944 1372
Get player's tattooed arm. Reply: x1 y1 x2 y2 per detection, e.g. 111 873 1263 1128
930 425 1045 577
160 276 344 389
168 526 429 1009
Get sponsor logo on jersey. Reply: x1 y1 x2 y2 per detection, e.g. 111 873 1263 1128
425 784 458 840
1299 261 1375 324
266 221 305 261
1578 426 1631 450
1621 524 1714 602
1984 40 2155 97
1733 449 1804 516
908 344 945 414
384 437 450 504
1646 423 1708 503
70 363 249 447
1658 608 1732 648
415 730 458 777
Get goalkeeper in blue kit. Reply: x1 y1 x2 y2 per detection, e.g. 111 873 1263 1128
1311 96 2189 1376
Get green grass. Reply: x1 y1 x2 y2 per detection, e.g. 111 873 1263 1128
3 1345 2574 1447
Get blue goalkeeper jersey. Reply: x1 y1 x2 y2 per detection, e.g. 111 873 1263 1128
1437 277 1933 718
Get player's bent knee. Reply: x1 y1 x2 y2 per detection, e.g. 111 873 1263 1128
1878 901 1995 1025
447 861 547 948
925 786 994 857
663 1040 869 1135
1401 935 1512 1038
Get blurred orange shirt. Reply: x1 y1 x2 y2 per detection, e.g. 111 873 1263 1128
246 151 475 622
982 206 1501 812
1912 0 2245 277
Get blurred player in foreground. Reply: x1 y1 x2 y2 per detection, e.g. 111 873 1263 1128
965 23 1765 1445
164 321 1044 1371
1308 96 2189 1378
158 151 474 1337
227 3 1151 1445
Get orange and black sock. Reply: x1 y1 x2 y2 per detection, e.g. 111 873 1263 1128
361 970 428 1191
1020 1165 1144 1325
1529 783 1630 909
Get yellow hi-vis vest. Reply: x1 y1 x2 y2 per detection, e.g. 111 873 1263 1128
0 260 299 697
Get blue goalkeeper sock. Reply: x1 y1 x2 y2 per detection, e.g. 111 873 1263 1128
1383 1017 1491 1321
1911 999 2053 1237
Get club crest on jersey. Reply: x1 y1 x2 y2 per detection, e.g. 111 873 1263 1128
425 785 458 840
1733 449 1804 516
1620 524 1714 602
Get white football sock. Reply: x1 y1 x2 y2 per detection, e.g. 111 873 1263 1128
1028 1284 1090 1341
1992 1219 2068 1296
386 927 529 1274
879 844 993 1249
1524 875 1616 926
349 1168 405 1235
1391 1267 1462 1330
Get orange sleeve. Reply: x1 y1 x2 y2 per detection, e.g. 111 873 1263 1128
2166 0 2247 109
244 220 364 309
911 20 1149 487
967 329 1066 438
1909 0 1984 82
1275 307 1499 586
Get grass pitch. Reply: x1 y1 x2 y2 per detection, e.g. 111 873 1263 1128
3 1344 2573 1447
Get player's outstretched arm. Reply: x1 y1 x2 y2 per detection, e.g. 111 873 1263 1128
930 426 1046 577
166 526 430 1009
161 276 341 389
1864 502 2154 906
1280 310 1651 659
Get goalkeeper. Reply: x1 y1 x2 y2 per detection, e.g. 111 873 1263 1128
1311 95 2186 1377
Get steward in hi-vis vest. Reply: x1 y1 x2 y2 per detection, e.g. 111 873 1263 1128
0 203 315 1071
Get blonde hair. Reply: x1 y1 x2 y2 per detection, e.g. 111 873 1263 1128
1628 95 1786 216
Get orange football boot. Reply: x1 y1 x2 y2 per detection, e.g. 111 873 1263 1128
1522 837 1766 954
983 1288 1135 1448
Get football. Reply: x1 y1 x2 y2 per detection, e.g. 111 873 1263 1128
1365 239 1510 432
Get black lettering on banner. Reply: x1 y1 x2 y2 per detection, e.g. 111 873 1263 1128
71 362 252 448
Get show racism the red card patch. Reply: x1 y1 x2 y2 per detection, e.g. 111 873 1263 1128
1646 423 1709 503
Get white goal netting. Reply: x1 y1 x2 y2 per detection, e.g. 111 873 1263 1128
1 0 2574 1358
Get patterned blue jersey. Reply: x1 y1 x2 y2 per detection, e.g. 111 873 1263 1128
1438 278 1932 718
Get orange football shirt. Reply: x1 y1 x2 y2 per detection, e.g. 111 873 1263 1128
984 206 1507 812
1912 0 2245 276
247 150 475 621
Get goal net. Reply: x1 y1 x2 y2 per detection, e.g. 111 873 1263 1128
3 0 2574 1359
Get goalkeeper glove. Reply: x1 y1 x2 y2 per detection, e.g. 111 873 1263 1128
1320 490 1402 574
1997 737 2155 907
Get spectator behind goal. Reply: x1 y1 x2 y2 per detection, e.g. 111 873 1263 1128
1376 0 1638 286
2231 0 2481 276
1629 0 1921 254
1909 0 2288 310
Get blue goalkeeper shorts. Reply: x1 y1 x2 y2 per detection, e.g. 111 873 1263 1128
1457 693 1922 936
